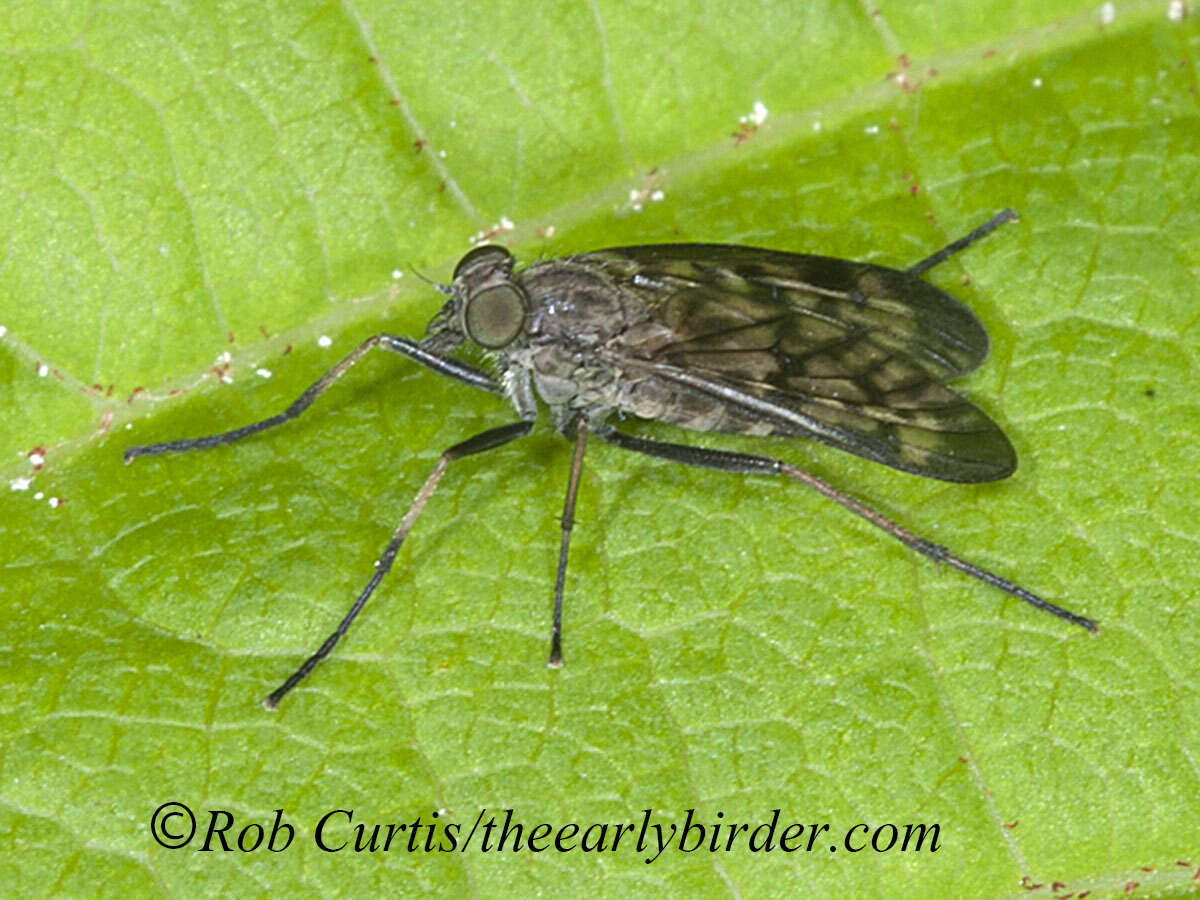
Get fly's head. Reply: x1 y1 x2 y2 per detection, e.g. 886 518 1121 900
455 245 531 352
422 245 531 357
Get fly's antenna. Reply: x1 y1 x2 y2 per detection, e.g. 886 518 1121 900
411 265 452 295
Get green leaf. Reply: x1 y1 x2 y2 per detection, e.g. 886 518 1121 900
2 1 1197 897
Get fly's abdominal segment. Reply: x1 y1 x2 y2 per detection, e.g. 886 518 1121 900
124 209 1096 708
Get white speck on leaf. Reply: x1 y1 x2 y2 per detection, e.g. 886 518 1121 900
256 368 272 379
1099 1 1115 24
37 364 48 377
318 335 333 348
739 100 768 126
469 218 517 244
10 477 31 491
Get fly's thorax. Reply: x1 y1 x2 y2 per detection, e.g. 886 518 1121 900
503 334 625 415
518 261 645 344
491 259 646 416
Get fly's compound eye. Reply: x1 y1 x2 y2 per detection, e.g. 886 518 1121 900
453 245 514 282
463 284 528 348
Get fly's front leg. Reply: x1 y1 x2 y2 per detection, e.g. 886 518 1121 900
124 334 500 462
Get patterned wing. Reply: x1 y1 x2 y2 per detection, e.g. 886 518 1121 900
579 244 1017 483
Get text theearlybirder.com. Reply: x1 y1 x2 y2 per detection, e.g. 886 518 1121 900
150 803 942 862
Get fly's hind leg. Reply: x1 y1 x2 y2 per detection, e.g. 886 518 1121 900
907 209 1018 277
596 426 1097 634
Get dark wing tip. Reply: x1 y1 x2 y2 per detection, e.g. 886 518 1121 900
894 395 1018 482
